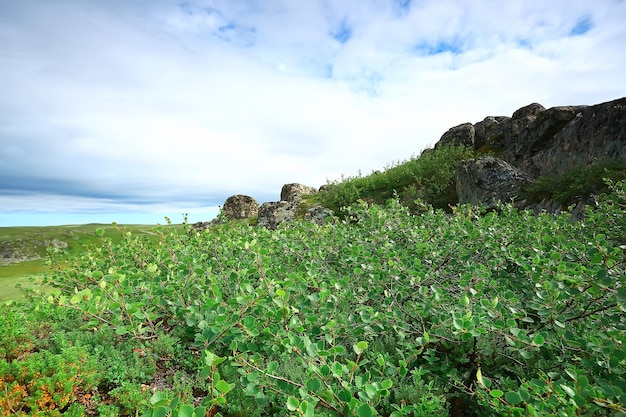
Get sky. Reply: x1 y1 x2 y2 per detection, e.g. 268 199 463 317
1 0 625 226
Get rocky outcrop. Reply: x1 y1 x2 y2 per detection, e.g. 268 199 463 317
456 156 533 209
0 238 68 265
304 206 333 226
257 201 298 230
222 194 259 220
474 116 510 151
281 183 317 203
255 183 320 229
432 97 626 212
436 123 475 149
445 97 626 178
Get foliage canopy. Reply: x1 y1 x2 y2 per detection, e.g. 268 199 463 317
1 179 625 416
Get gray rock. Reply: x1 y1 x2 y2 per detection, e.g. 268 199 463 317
432 97 626 212
257 201 298 230
222 194 259 220
280 183 318 203
46 238 68 249
474 116 510 151
436 122 475 149
190 221 212 233
511 103 545 120
456 156 533 209
304 206 333 226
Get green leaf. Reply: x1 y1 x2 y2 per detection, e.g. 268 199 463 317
560 384 576 398
617 288 626 310
177 405 194 417
460 294 470 306
532 333 545 347
337 388 352 402
353 341 368 354
381 379 393 390
150 391 169 407
505 391 522 405
193 407 206 417
267 361 278 373
115 326 129 336
200 366 211 379
300 400 315 417
152 407 167 417
204 350 225 367
476 368 483 386
287 396 300 411
215 379 231 393
306 377 322 392
490 389 504 398
357 403 374 417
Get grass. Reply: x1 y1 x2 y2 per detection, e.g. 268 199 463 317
0 266 49 303
0 223 182 303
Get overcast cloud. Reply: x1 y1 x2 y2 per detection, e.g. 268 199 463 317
1 0 625 226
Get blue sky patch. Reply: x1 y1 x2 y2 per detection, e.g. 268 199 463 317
570 17 593 35
415 40 462 55
331 20 352 44
394 0 413 15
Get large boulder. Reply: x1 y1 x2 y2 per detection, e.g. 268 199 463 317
456 156 533 209
511 102 545 120
304 206 333 226
222 194 259 220
519 99 626 177
473 116 510 151
257 201 298 230
280 183 318 203
436 122 475 149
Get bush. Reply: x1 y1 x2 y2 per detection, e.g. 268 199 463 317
2 180 625 416
318 144 475 213
520 160 626 205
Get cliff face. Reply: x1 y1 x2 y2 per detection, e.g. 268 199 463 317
437 97 626 177
435 97 626 209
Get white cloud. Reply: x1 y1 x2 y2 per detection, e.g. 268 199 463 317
1 0 625 225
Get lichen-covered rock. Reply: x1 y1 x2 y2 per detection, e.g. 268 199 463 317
519 99 626 177
280 183 318 203
190 221 212 233
435 97 626 181
511 103 545 120
474 116 510 151
436 122 475 149
257 201 297 230
222 194 259 220
304 206 333 226
456 156 533 209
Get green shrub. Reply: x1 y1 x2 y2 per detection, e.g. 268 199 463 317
520 160 626 205
318 144 475 213
2 179 624 416
0 346 100 415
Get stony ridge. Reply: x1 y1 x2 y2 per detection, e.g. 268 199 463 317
198 97 625 230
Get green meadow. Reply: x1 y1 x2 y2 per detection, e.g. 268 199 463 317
0 224 175 303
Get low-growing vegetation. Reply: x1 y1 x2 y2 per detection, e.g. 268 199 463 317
0 224 180 303
519 160 626 206
1 178 624 416
312 144 475 214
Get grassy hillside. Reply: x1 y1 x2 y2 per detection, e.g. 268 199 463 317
0 224 179 303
